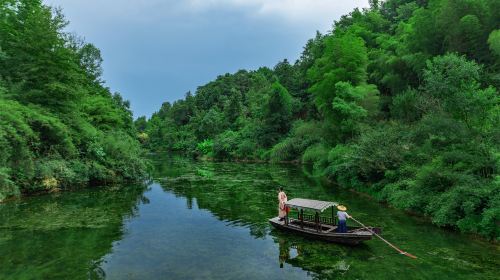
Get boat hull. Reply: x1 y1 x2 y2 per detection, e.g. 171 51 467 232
269 217 379 245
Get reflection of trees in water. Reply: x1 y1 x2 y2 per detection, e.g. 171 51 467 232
154 156 500 279
155 157 366 278
156 160 280 238
278 237 290 268
272 232 358 279
0 184 148 279
88 259 106 280
161 175 272 239
156 157 336 241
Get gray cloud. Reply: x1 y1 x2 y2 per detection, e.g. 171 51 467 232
44 0 369 117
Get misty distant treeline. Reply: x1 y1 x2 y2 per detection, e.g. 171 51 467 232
139 0 499 239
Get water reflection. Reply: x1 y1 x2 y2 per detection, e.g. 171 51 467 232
1 156 498 279
0 184 148 279
154 156 500 280
278 237 302 269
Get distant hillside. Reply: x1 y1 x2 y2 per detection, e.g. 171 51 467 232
140 0 500 239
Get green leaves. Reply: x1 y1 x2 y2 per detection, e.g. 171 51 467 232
196 139 214 158
138 0 500 239
423 54 498 129
487 29 500 57
0 1 147 200
306 31 380 142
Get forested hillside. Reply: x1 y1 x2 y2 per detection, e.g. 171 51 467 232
0 0 147 201
140 0 499 239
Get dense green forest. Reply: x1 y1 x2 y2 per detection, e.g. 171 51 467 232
0 0 147 201
139 0 499 239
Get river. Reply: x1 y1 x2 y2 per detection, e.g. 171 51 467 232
0 156 498 279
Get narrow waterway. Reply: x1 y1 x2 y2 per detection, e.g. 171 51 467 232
0 156 498 279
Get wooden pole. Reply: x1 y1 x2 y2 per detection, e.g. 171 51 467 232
350 216 417 259
318 212 322 232
300 209 304 229
331 206 334 225
315 212 319 232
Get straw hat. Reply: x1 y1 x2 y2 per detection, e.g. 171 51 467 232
337 205 347 211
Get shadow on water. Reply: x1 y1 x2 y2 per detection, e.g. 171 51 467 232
0 184 148 280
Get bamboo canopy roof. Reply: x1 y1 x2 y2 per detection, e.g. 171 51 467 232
285 198 337 212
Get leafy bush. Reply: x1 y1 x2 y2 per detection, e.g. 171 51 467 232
269 121 323 162
213 130 240 160
0 167 18 202
136 0 500 239
196 139 214 157
237 139 257 159
0 1 147 200
302 144 330 176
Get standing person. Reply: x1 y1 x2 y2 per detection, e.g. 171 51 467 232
278 187 288 221
336 205 350 233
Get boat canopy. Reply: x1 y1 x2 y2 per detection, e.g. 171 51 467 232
285 198 337 212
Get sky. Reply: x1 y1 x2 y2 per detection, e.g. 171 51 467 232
44 0 370 118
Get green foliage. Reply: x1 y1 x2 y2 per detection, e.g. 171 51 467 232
196 139 214 158
331 82 380 140
213 130 241 160
423 54 498 129
196 108 226 140
262 82 293 146
143 0 499 238
0 167 18 202
269 121 323 162
488 30 500 57
302 144 330 176
0 1 146 200
308 33 369 121
390 89 422 122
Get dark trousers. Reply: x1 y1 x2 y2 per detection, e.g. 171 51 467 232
337 220 347 233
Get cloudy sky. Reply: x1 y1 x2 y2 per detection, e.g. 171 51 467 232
44 0 369 118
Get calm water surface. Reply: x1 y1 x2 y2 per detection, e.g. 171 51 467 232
0 156 498 279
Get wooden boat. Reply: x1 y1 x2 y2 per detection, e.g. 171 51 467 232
269 198 381 245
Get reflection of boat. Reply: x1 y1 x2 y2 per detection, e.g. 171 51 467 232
269 198 381 245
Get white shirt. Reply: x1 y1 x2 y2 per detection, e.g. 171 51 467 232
337 211 349 221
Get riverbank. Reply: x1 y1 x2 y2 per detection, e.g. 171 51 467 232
140 0 499 242
181 154 499 243
0 1 148 203
5 156 499 279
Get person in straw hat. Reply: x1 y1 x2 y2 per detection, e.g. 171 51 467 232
336 205 351 233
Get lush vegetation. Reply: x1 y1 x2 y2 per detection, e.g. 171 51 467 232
0 0 147 201
140 0 499 239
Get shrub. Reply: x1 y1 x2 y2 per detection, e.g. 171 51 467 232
0 167 18 202
269 121 323 162
196 139 214 157
237 139 257 159
213 130 240 160
302 143 330 176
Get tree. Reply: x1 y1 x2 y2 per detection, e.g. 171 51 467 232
0 0 146 200
423 53 498 128
262 82 292 146
135 116 148 132
308 33 369 119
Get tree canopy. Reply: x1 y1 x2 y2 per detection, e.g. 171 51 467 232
0 0 147 201
141 0 499 239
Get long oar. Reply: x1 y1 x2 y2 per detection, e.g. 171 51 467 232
350 216 417 259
